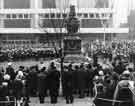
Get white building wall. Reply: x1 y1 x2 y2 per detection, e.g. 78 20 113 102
0 0 4 28
31 0 42 28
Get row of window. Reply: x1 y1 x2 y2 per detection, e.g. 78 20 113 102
0 13 112 20
0 13 112 19
39 13 112 19
1 14 32 19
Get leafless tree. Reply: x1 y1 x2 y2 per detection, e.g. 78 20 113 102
38 2 70 55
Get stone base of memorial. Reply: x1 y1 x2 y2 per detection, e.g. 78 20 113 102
64 35 81 55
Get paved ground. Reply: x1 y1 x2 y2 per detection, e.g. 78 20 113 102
29 97 94 106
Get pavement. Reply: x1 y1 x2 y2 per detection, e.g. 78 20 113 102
29 97 94 106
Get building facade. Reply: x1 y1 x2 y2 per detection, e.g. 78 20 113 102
0 0 129 49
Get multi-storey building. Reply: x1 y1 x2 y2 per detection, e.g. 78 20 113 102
0 0 129 48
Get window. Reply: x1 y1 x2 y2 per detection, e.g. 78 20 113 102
56 13 61 18
50 13 55 18
45 14 49 18
90 14 94 18
110 14 112 18
19 14 23 18
24 14 28 19
96 14 99 18
6 14 11 19
12 14 17 18
62 13 67 18
77 13 82 17
84 13 88 18
102 13 105 17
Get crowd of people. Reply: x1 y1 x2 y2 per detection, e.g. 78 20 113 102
0 40 135 106
85 40 135 62
0 48 58 62
0 55 135 105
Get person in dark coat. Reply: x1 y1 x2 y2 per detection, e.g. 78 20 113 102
85 64 95 97
28 66 38 96
23 67 30 102
63 66 74 104
77 64 87 98
72 65 79 95
37 67 48 104
48 65 60 104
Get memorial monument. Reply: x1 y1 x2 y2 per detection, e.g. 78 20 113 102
64 5 81 55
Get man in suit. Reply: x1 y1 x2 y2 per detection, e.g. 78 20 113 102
48 63 60 104
77 64 87 98
37 67 48 103
62 66 74 104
